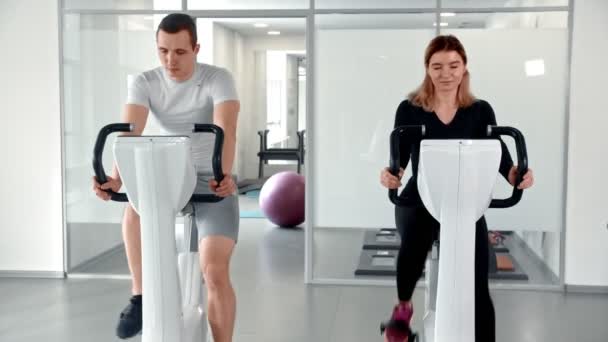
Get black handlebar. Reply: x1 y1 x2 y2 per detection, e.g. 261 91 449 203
387 125 528 209
92 123 132 202
388 125 425 207
192 124 225 203
486 125 528 208
92 123 226 204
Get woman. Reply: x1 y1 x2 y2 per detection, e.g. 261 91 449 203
379 35 534 342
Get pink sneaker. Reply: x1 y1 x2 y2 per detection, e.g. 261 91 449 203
380 303 417 342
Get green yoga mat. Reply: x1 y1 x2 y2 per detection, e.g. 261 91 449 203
240 210 265 218
245 190 260 198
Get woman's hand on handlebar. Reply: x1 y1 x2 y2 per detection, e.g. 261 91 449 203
508 165 534 190
380 167 404 189
209 174 236 197
92 176 122 201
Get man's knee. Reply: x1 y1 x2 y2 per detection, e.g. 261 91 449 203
124 205 139 220
202 263 230 291
123 205 140 231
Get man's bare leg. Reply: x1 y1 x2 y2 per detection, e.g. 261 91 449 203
199 235 236 342
123 205 142 295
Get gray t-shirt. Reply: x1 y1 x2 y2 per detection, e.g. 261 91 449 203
126 63 238 173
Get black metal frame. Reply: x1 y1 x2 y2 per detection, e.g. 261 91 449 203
257 129 306 178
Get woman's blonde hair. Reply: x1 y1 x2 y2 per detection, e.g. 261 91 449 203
408 35 475 111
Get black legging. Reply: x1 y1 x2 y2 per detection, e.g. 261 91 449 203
395 205 495 342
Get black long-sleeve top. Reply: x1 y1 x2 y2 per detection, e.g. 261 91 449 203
394 99 514 199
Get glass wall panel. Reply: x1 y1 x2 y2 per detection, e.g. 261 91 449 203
312 11 568 285
63 14 165 273
441 11 569 283
313 13 436 281
63 13 307 274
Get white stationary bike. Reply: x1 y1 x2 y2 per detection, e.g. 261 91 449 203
382 125 528 342
93 123 226 342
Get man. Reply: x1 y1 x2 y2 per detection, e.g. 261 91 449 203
92 13 240 342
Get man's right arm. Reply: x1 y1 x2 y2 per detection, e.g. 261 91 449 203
109 104 149 181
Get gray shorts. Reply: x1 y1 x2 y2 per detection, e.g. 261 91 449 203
188 173 240 243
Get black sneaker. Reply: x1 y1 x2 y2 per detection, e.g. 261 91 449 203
116 295 142 339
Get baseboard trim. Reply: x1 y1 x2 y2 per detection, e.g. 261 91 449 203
0 270 65 279
565 285 608 294
67 273 131 280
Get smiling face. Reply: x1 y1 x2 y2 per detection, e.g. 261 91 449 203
156 29 200 81
426 50 467 94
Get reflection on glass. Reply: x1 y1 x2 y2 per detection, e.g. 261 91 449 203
525 59 545 77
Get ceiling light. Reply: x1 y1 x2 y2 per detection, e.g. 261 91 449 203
440 12 456 17
433 22 449 27
268 31 281 35
254 23 268 28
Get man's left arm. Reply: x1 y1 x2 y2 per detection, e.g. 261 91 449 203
214 100 240 175
207 67 240 197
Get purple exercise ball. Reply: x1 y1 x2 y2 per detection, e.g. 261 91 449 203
259 171 305 227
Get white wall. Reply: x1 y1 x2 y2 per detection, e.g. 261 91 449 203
285 54 301 148
197 19 214 64
565 0 608 287
266 50 291 147
298 76 306 130
0 0 64 273
213 23 237 71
